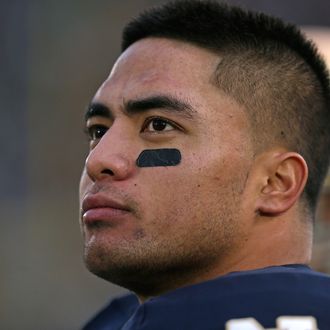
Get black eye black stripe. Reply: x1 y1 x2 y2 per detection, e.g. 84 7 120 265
136 149 181 167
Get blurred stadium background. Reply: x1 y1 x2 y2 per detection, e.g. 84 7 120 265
1 1 329 329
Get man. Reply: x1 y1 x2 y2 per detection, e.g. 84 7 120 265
79 1 330 329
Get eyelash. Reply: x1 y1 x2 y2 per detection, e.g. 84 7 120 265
85 116 182 142
141 116 181 133
85 125 108 141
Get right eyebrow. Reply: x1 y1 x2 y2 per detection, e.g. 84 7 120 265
85 94 198 122
84 102 113 122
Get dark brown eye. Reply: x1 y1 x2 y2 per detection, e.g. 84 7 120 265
144 118 175 132
86 125 108 140
152 118 168 131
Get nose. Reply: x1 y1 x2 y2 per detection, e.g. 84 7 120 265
85 128 136 182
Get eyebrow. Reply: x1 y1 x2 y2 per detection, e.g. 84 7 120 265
85 95 197 122
85 103 113 122
124 95 196 118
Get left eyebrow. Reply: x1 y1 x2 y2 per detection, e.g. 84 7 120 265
84 102 113 122
124 95 197 119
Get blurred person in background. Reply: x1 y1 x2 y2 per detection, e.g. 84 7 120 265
79 1 330 329
312 173 330 273
305 27 330 275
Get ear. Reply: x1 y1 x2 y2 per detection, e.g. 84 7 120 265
255 151 308 216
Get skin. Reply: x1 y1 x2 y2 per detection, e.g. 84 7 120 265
79 38 311 302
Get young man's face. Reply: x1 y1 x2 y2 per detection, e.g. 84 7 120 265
79 38 255 294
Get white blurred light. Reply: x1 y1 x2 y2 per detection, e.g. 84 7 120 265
303 26 330 69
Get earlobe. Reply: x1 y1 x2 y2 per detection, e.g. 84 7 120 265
256 152 308 216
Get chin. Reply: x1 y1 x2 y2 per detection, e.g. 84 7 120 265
83 241 214 297
83 249 162 295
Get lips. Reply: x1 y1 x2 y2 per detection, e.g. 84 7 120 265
82 194 131 225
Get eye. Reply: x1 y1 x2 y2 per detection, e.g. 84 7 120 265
143 117 176 133
85 124 108 141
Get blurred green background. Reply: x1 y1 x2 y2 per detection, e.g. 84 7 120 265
1 1 329 329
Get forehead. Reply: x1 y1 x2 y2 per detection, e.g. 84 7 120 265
95 38 222 104
93 38 250 141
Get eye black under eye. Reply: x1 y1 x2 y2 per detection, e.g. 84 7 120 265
86 125 108 140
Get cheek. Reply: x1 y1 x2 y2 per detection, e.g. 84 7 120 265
143 147 246 210
137 159 214 224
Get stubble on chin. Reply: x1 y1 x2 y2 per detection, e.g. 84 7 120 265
82 214 239 297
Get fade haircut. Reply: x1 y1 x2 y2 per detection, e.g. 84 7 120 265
122 0 330 213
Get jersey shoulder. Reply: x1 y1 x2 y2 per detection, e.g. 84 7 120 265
82 293 138 330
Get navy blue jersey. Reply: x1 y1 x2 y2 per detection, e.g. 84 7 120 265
83 265 330 329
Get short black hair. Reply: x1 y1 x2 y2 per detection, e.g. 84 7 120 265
122 0 330 213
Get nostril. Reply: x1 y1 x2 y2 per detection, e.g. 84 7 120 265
101 169 114 176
